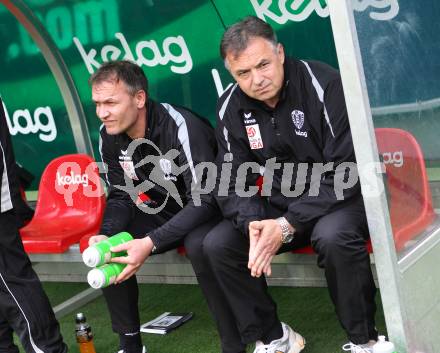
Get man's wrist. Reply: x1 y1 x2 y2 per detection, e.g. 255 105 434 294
276 217 295 244
143 236 156 253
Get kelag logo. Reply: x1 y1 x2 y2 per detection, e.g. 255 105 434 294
56 171 89 187
55 161 104 206
1 99 57 142
382 151 404 168
74 32 193 75
250 0 400 23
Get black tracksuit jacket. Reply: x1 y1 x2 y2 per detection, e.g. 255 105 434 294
215 57 361 235
99 99 218 252
1 99 67 353
0 99 16 214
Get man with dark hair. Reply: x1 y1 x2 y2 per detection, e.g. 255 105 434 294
203 16 377 353
88 60 223 353
0 98 68 353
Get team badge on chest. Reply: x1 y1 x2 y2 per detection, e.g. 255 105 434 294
291 109 308 138
246 124 264 150
291 110 304 129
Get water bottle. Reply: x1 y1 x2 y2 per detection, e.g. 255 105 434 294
373 335 397 353
75 313 96 353
87 263 126 289
82 232 133 267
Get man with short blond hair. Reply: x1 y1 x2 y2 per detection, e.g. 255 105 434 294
88 60 225 353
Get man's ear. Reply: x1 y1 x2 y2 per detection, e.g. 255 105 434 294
135 90 147 108
277 43 285 64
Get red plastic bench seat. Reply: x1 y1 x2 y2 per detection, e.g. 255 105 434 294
20 154 105 254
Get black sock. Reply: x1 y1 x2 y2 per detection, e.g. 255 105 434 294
119 331 143 353
261 322 283 344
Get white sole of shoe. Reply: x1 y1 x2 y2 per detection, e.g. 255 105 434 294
288 330 306 353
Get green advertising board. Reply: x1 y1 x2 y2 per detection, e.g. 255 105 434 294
0 0 341 189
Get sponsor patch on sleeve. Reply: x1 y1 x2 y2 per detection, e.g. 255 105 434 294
246 124 264 150
119 161 139 180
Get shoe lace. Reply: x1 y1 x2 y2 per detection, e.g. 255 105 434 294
254 341 278 353
254 343 269 353
342 342 372 353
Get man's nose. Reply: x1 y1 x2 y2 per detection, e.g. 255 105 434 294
97 106 109 119
252 70 264 86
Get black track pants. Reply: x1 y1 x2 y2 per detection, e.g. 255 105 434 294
101 209 240 351
0 211 67 353
203 196 376 349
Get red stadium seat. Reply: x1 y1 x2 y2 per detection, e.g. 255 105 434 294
375 128 435 251
20 154 106 253
291 128 434 254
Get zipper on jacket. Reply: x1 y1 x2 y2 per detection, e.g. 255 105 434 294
270 115 288 160
271 116 282 136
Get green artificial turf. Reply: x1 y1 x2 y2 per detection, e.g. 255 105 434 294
14 282 386 353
